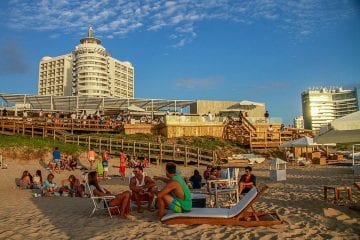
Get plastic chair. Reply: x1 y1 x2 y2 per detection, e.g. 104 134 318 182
85 178 120 218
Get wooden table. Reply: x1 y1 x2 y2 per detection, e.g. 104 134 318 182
324 186 352 202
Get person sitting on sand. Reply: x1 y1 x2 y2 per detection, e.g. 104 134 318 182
61 154 71 171
69 156 77 170
189 169 202 189
142 156 150 168
60 175 85 197
209 167 218 180
208 167 227 189
32 170 43 189
42 173 57 196
238 166 256 195
203 165 211 180
88 171 131 219
129 166 157 213
154 163 192 220
20 170 32 189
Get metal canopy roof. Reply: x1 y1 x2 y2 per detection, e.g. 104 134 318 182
0 94 195 112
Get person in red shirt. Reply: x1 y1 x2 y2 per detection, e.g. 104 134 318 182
238 166 256 195
203 165 211 180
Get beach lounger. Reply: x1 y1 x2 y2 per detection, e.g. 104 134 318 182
161 186 282 226
85 181 120 218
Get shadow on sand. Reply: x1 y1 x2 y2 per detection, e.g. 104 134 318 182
29 176 160 239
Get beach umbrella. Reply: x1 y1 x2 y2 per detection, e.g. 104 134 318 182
279 136 319 160
315 111 360 144
279 136 316 148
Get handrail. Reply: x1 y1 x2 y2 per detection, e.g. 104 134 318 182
0 117 216 166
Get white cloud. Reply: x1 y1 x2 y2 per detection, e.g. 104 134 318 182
3 0 357 47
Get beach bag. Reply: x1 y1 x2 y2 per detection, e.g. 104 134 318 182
97 162 104 175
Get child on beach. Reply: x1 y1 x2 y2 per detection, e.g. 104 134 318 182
119 152 127 178
101 150 110 180
142 157 150 168
32 170 43 189
42 173 57 196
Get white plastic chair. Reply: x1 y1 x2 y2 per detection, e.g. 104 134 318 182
85 179 120 218
206 168 239 208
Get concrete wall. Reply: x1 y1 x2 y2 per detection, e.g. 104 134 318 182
124 124 159 135
162 124 224 138
190 100 265 117
162 115 225 138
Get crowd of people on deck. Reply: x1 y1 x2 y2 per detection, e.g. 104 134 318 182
0 107 164 129
19 146 257 220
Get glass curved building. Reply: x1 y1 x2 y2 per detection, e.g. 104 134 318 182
301 87 358 130
38 27 134 98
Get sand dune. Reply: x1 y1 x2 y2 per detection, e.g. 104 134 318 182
0 157 359 240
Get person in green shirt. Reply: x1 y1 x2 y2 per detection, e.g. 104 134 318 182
154 162 192 220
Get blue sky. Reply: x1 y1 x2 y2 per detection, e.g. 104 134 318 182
0 0 359 124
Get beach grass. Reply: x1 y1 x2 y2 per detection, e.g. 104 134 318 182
0 134 86 154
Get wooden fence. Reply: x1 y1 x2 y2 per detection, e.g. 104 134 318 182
63 135 216 167
0 117 216 166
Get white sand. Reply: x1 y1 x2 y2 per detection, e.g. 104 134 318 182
0 156 359 240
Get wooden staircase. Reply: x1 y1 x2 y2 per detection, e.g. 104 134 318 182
223 116 257 145
223 116 314 149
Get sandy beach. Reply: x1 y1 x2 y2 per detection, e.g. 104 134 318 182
0 156 359 240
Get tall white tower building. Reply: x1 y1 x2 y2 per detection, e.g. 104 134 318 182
301 87 358 130
38 27 134 98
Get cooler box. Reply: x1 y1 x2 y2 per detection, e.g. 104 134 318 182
191 193 206 208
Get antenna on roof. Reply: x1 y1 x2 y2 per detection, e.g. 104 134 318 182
88 26 94 37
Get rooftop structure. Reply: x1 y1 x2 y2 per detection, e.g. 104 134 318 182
0 94 194 114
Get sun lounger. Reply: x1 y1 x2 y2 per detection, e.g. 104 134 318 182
161 186 282 226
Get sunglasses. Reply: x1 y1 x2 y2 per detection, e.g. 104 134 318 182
133 171 138 173
245 170 250 173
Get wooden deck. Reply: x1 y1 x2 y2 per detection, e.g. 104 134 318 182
0 117 121 135
223 116 314 149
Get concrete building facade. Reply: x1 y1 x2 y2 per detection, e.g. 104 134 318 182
293 115 304 129
38 27 134 98
301 87 358 130
189 100 265 118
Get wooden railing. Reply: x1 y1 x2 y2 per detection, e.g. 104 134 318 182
63 135 216 167
0 117 216 166
223 116 314 149
0 117 121 134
